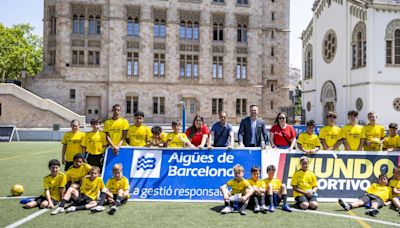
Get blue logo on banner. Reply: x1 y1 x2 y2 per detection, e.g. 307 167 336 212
136 156 156 170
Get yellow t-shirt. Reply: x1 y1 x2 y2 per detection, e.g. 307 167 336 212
264 178 282 192
167 132 190 148
361 124 386 151
297 132 321 150
61 131 86 162
390 179 400 197
341 124 363 151
66 163 92 183
148 132 168 145
291 169 317 198
81 131 108 155
366 183 391 202
226 178 251 195
319 125 342 149
103 118 130 146
80 176 105 201
127 125 152 147
106 176 130 198
383 135 400 150
42 172 67 202
247 178 266 190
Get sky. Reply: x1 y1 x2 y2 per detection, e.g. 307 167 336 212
0 0 315 70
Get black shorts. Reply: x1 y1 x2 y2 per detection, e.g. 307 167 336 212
359 194 384 208
74 194 94 205
34 195 58 205
112 194 128 205
295 195 317 205
266 193 282 206
86 153 104 170
65 162 74 171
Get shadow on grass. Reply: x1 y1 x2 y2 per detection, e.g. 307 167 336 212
210 205 224 213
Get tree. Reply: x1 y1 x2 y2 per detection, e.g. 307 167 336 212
0 23 42 81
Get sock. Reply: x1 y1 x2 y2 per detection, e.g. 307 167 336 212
268 194 273 206
59 199 66 208
282 194 288 205
240 202 248 211
76 205 86 210
349 204 353 209
254 196 259 207
98 192 106 206
224 200 230 207
260 194 266 206
115 196 123 206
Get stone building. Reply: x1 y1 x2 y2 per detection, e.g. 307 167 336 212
24 0 290 125
301 0 400 126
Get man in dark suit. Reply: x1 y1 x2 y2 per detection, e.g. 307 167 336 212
238 105 269 148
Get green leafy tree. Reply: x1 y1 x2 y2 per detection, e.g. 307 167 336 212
0 23 42 81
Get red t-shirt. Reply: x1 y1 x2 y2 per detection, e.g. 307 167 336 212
270 124 296 147
185 124 210 147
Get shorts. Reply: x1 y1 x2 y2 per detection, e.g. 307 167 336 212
34 195 58 206
295 195 317 205
86 153 104 170
112 194 128 205
359 194 384 208
65 162 74 171
73 194 94 206
276 145 290 149
266 193 282 206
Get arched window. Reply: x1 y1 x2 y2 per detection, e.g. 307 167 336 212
351 21 366 68
154 19 166 38
237 24 247 43
213 23 224 41
179 20 199 41
89 15 95 34
385 20 400 65
95 16 101 35
79 14 85 34
72 14 79 34
304 44 313 79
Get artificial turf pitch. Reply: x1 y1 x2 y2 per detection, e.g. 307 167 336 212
1 142 399 227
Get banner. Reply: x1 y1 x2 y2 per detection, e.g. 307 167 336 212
263 149 400 201
102 147 261 201
102 147 399 202
0 125 16 142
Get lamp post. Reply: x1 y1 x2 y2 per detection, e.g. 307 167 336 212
180 101 186 133
21 54 26 78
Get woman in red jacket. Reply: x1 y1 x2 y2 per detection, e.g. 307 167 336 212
186 115 210 148
270 112 296 150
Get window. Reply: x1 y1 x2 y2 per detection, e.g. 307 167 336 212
271 30 274 39
88 51 100 66
154 53 165 77
271 47 275 56
236 57 247 80
304 45 313 79
212 98 223 115
70 89 76 100
351 22 366 68
322 30 337 63
236 99 247 115
73 15 78 34
180 55 199 79
72 14 84 34
237 0 248 5
213 23 224 41
212 56 223 79
49 50 56 66
270 101 274 110
128 17 140 37
96 16 101 35
153 97 165 115
50 16 56 35
180 21 199 41
126 96 138 114
213 0 224 2
72 50 84 66
270 64 274 75
237 24 247 43
127 52 139 77
385 20 400 65
79 15 85 34
271 12 275 21
154 19 166 38
89 16 95 34
270 83 275 92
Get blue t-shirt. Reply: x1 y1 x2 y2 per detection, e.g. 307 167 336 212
211 122 233 147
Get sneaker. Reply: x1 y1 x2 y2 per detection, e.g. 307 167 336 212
260 205 268 212
108 206 117 215
66 206 76 213
254 205 260 213
282 204 293 212
51 207 64 215
338 198 350 211
239 208 247 215
90 206 105 213
268 204 275 212
221 206 233 214
366 209 379 216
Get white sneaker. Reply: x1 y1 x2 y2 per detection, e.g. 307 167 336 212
66 206 77 213
254 205 260 213
260 205 268 212
221 206 233 214
51 207 65 215
90 206 105 213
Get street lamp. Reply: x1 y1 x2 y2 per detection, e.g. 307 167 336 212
21 54 27 78
180 101 186 133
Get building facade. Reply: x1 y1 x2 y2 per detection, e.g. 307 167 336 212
24 0 290 124
301 0 400 126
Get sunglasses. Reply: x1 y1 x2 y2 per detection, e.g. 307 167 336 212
278 117 286 120
327 115 336 118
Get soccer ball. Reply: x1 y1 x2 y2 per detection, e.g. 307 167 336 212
11 184 24 196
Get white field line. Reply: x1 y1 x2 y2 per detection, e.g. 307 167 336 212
0 196 35 200
5 209 48 228
293 208 400 227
